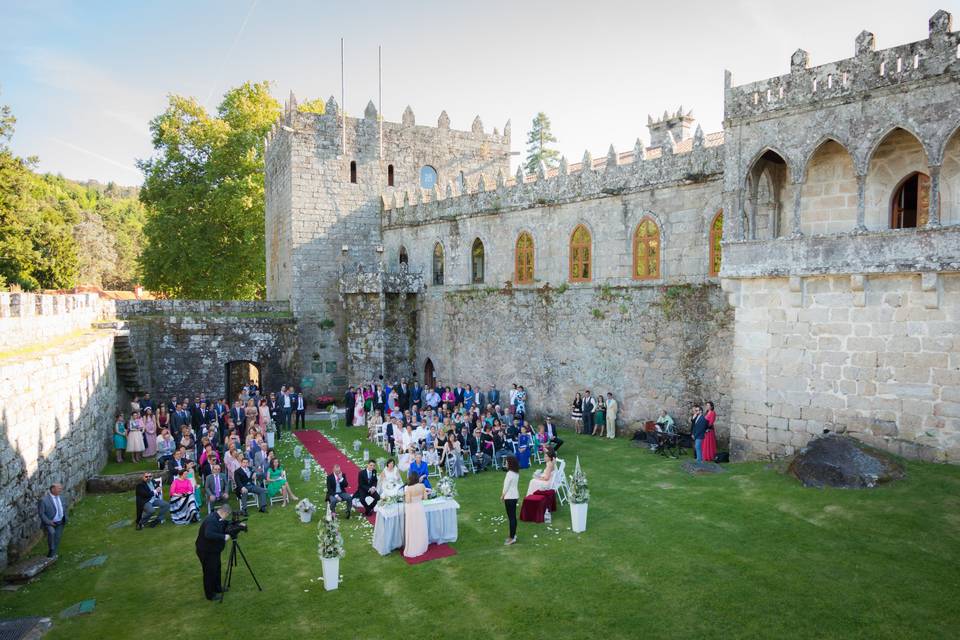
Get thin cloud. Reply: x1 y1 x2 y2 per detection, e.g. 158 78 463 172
205 0 259 106
47 136 142 178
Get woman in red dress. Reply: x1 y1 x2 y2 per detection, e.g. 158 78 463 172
702 401 718 462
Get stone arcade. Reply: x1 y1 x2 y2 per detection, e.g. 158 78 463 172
265 11 960 464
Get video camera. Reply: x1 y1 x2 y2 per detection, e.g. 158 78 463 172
224 512 248 539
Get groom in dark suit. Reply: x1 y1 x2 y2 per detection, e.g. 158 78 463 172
353 460 380 516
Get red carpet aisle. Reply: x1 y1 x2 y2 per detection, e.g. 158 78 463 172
293 429 376 524
292 430 458 563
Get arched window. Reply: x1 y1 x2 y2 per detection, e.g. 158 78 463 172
432 243 444 285
420 165 437 190
633 217 660 280
471 238 485 284
569 224 592 282
399 246 408 266
387 164 395 187
709 210 723 277
350 160 357 184
891 172 931 229
515 232 534 284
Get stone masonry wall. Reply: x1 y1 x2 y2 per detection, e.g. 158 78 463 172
0 293 114 350
116 300 298 401
0 329 117 568
727 272 960 463
411 283 733 434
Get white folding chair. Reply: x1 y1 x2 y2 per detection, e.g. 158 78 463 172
552 458 570 507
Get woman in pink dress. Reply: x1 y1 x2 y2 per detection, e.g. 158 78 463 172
142 408 158 457
702 401 718 462
403 474 429 558
353 395 365 427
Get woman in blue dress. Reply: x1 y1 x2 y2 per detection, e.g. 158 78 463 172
463 385 475 411
113 412 127 463
407 451 431 490
516 426 532 469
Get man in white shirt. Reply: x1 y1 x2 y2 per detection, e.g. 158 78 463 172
425 389 440 410
38 483 67 558
412 422 428 446
282 385 293 432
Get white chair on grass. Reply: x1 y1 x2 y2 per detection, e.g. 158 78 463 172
552 458 570 507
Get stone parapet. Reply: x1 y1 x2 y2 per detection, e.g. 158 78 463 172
0 293 115 350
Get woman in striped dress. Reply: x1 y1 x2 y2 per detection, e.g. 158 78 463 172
571 393 583 434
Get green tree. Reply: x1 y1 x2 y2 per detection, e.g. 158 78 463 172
524 112 559 176
138 81 281 299
298 98 326 115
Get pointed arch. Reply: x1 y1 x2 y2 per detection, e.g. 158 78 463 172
569 224 592 282
865 127 931 230
800 138 857 235
632 217 661 280
709 210 723 277
939 124 960 226
744 148 790 240
471 238 485 284
514 231 534 284
432 242 444 286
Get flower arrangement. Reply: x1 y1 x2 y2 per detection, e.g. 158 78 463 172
318 506 346 559
315 395 335 409
435 476 457 499
378 491 402 507
296 498 317 517
375 457 386 470
265 419 277 433
570 460 590 504
352 440 362 452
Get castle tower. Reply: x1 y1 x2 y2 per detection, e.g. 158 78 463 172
647 107 696 150
264 97 510 397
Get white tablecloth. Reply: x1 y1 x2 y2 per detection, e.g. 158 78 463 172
372 497 460 556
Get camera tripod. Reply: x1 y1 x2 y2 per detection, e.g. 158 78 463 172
221 537 263 599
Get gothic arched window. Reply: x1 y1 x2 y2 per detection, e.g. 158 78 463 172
633 217 660 280
432 243 444 285
709 210 723 277
891 172 931 229
471 238 485 284
515 232 534 284
569 224 592 282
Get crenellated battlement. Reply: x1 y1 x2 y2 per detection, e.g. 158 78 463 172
724 10 958 121
0 293 116 351
381 129 724 227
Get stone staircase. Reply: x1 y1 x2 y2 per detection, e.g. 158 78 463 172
95 321 145 396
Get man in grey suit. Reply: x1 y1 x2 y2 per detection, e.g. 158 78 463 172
38 483 67 558
203 463 230 514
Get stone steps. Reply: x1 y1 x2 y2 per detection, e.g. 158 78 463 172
110 329 145 396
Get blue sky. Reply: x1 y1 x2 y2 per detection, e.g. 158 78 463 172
0 0 951 185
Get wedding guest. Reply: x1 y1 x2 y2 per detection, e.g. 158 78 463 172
656 409 675 433
266 458 298 506
526 448 555 496
127 411 146 463
581 391 596 436
166 447 188 485
702 401 718 462
403 473 429 558
593 395 606 436
408 451 431 490
344 386 356 427
204 463 230 512
38 483 67 557
605 392 619 439
571 393 583 434
113 412 127 463
326 464 352 519
544 416 564 451
294 388 306 429
235 457 268 515
515 386 527 421
690 404 709 462
353 393 366 429
258 398 271 428
354 460 380 516
244 398 259 432
157 404 170 435
156 428 176 470
135 471 168 529
501 455 520 546
186 460 203 509
442 433 466 477
170 468 200 525
516 426 533 469
143 408 158 457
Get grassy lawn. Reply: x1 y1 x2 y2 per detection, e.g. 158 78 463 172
2 420 959 639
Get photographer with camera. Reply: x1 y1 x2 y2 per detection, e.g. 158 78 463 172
196 502 235 601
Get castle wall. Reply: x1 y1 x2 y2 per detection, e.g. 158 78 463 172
0 293 114 350
800 141 858 235
0 329 117 568
727 273 960 463
116 300 298 401
408 283 732 434
942 132 960 224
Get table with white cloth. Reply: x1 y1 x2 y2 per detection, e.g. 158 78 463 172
372 497 460 556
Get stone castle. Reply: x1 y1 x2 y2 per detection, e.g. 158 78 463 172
0 8 958 571
263 10 960 464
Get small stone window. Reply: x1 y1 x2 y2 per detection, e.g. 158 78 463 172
569 224 592 282
709 210 723 277
515 232 534 284
432 242 444 285
471 238 485 284
633 217 660 280
350 161 357 184
399 246 408 266
891 172 931 229
420 165 438 190
387 164 395 187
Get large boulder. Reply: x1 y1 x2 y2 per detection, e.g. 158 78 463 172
86 470 150 493
788 434 906 488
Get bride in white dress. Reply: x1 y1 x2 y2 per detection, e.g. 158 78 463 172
379 459 403 498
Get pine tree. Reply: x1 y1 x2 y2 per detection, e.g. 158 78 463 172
524 112 559 176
